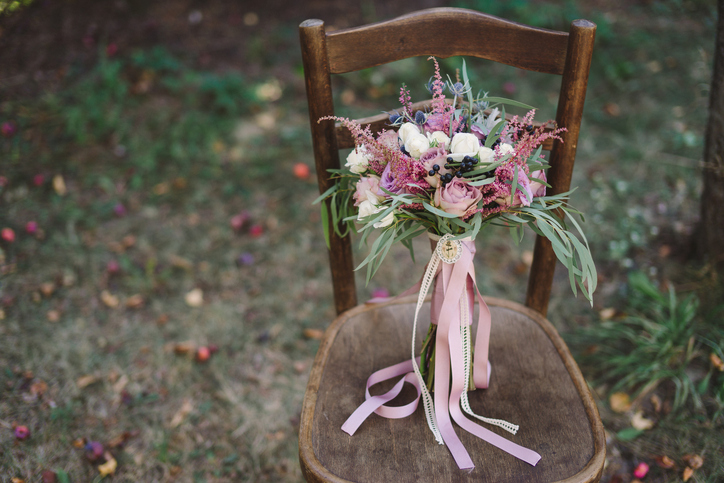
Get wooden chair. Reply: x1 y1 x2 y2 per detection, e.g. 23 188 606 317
299 8 604 482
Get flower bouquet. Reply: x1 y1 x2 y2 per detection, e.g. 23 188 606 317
316 58 596 470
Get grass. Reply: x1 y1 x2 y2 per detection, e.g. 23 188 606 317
1 0 722 481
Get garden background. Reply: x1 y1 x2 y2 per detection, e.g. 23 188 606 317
0 0 722 481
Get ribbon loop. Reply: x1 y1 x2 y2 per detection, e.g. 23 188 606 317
342 235 541 469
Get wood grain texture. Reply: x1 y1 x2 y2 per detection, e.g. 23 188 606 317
525 20 596 315
326 8 569 75
300 19 357 314
299 296 605 482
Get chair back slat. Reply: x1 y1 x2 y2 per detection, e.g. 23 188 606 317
525 19 596 314
300 10 596 317
326 8 569 75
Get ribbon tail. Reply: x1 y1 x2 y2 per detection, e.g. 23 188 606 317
448 310 541 466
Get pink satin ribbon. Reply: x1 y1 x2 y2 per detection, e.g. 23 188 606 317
342 238 541 469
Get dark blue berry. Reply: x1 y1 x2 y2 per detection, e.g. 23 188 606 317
428 170 436 176
455 171 463 178
432 164 440 172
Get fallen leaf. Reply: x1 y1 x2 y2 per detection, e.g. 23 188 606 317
631 411 655 430
683 466 694 482
710 353 724 371
609 392 631 413
112 374 129 394
169 254 193 270
107 430 138 448
293 361 308 374
656 455 676 469
196 346 210 362
603 102 621 117
52 174 67 196
633 462 650 479
303 328 324 340
72 437 86 448
171 341 196 355
650 394 662 413
125 294 144 309
153 182 170 195
293 163 311 180
30 380 48 397
101 291 119 308
11 478 25 483
683 454 704 470
39 282 55 297
266 430 285 441
41 470 57 483
185 288 204 307
156 314 169 325
97 453 117 477
77 374 99 389
169 399 193 428
599 307 616 320
46 310 60 322
122 234 136 248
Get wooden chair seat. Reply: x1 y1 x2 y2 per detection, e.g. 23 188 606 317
300 295 605 482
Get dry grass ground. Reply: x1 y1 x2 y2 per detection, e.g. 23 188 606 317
1 0 721 481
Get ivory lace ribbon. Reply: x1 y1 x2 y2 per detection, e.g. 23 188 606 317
341 235 541 469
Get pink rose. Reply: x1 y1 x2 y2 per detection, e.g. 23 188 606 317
419 147 450 188
354 175 381 206
434 178 482 217
495 168 533 206
529 170 547 198
376 129 400 152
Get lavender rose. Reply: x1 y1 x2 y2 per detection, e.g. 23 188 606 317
378 163 406 196
434 178 482 217
423 113 446 133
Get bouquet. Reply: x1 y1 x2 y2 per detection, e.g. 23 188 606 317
317 58 596 470
317 57 596 300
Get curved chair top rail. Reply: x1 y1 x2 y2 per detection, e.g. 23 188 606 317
321 8 571 75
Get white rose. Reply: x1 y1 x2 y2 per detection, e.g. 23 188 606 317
357 199 394 228
450 132 480 154
405 132 430 159
357 200 378 220
477 146 494 165
398 123 420 146
373 211 394 228
345 145 372 174
426 130 450 150
497 143 515 157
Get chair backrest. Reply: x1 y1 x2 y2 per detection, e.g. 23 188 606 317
300 8 595 317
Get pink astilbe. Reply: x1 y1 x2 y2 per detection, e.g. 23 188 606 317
425 57 465 136
399 84 413 116
388 155 430 195
472 188 507 219
428 57 447 116
502 110 567 165
319 116 400 176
